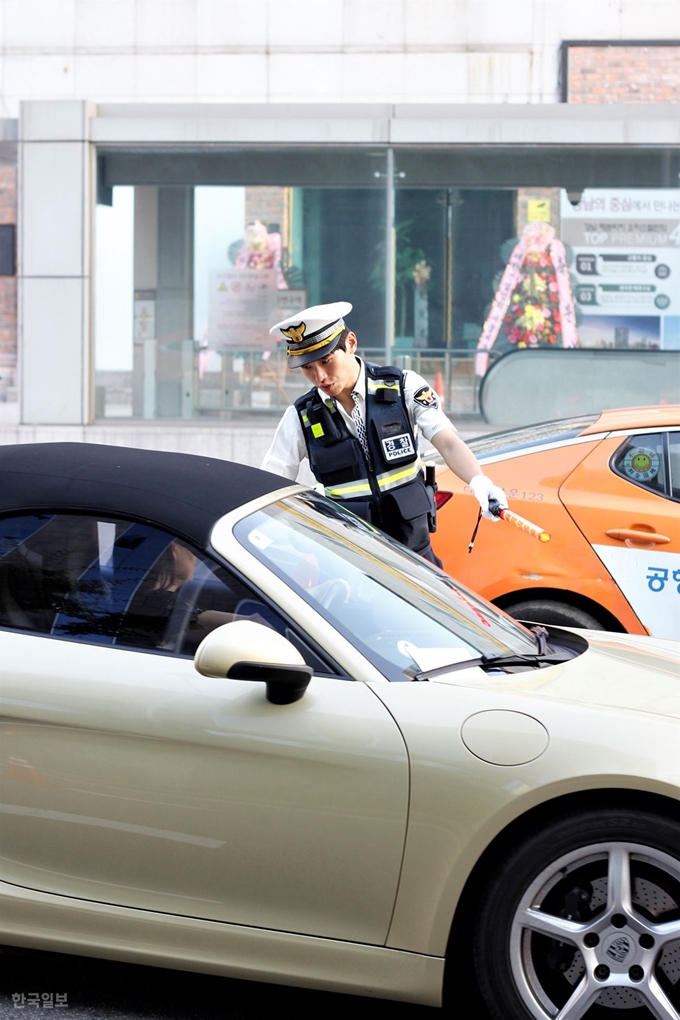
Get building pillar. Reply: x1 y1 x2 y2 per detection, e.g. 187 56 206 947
132 186 159 418
0 154 17 402
155 186 194 419
19 101 95 425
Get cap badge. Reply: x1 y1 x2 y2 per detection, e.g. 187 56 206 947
282 323 306 344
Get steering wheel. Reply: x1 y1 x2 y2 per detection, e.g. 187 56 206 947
317 578 351 611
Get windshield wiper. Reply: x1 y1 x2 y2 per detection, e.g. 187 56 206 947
530 624 549 655
412 624 572 681
412 647 572 682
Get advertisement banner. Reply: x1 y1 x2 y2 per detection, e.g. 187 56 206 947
207 269 307 350
561 189 680 350
207 269 278 349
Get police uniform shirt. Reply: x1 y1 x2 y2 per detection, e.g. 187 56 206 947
261 359 456 480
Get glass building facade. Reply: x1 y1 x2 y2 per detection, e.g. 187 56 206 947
92 142 680 424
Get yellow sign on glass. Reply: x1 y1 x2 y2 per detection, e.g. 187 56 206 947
527 199 551 223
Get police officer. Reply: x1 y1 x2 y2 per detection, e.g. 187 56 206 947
261 302 507 565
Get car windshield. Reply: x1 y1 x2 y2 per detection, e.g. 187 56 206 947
232 490 538 682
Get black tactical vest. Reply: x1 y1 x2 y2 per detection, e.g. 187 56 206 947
294 362 436 554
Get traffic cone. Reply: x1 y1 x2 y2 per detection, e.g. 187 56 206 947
434 370 445 408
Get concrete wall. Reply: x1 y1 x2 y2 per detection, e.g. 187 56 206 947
18 100 95 425
0 0 678 112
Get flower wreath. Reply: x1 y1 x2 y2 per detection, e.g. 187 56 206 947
475 221 578 376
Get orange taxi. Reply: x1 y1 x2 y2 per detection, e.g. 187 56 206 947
431 406 680 638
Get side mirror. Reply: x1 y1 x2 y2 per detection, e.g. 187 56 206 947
194 620 313 705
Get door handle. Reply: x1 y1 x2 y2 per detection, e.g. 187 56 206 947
606 528 671 544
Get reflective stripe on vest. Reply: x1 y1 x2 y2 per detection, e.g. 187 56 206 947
324 478 372 499
375 459 422 492
366 377 400 394
364 377 401 399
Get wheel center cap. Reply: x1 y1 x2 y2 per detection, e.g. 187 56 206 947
603 932 633 965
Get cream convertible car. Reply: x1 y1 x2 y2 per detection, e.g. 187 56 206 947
1 444 679 1020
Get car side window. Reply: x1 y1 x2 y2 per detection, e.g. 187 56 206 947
669 434 680 502
0 513 332 671
611 433 667 498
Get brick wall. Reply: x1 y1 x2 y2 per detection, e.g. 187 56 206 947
567 45 680 103
0 163 17 392
245 187 286 235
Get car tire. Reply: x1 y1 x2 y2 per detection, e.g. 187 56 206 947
473 807 680 1020
502 598 604 630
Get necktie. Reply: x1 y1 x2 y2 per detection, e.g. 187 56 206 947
351 392 372 469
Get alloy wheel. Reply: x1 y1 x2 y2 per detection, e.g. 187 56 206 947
509 841 680 1018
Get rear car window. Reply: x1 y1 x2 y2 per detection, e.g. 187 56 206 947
465 415 600 459
611 433 667 498
670 434 680 502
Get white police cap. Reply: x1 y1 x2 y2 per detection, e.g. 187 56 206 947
270 301 352 369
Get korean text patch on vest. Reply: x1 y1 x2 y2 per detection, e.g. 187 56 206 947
382 433 416 462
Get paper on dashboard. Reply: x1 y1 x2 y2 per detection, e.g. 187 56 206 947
399 642 487 681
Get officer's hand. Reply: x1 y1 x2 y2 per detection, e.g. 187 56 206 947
469 475 508 521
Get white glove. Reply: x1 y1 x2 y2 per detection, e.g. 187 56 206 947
469 475 508 521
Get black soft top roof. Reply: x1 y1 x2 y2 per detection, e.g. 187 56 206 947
0 443 290 549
